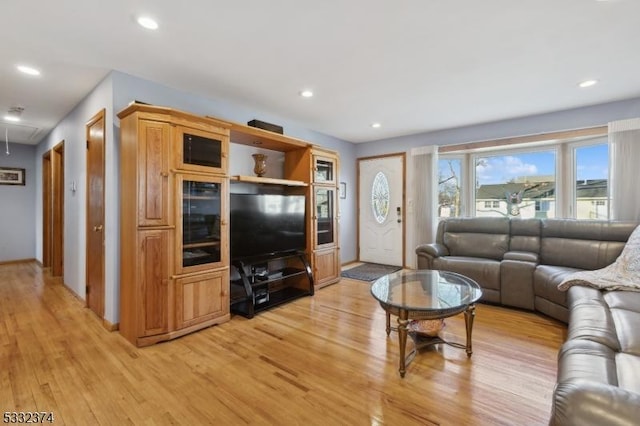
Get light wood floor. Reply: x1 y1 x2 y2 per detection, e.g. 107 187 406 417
0 262 566 425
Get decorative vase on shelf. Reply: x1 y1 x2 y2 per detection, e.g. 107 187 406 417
252 153 267 177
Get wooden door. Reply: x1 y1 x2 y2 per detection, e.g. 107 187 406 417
52 142 65 277
42 152 52 268
138 120 171 227
358 154 405 266
86 110 105 318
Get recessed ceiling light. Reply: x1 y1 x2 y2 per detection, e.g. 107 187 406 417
16 65 41 76
300 90 313 98
137 16 159 30
579 79 598 88
371 122 381 128
5 107 24 122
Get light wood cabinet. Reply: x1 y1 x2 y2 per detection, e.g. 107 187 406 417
175 173 228 275
175 269 229 329
139 229 170 336
119 104 231 347
137 119 171 227
119 104 340 341
313 247 340 287
230 125 341 290
313 154 338 185
310 149 340 287
174 125 229 174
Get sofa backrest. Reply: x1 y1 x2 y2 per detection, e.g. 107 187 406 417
509 218 541 253
539 219 637 270
441 217 510 260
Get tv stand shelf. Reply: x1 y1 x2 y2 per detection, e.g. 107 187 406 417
230 251 314 318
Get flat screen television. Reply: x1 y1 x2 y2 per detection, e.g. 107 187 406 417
230 193 306 260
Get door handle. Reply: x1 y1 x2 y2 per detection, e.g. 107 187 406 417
93 225 103 232
396 206 402 223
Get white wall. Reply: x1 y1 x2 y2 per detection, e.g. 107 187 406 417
0 143 36 262
35 74 114 315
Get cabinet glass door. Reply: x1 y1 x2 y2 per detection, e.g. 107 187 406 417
175 126 228 174
314 156 336 184
177 174 227 274
315 187 335 246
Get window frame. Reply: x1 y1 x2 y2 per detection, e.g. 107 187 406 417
470 145 559 219
435 129 609 219
568 137 609 220
437 154 466 219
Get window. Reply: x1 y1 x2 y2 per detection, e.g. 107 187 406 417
371 171 390 224
574 143 609 220
475 150 556 218
535 200 550 211
438 158 462 218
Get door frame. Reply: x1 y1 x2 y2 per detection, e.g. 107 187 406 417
356 152 407 267
51 141 65 277
86 109 106 318
42 151 52 269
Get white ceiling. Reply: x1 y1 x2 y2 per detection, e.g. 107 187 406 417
2 0 640 145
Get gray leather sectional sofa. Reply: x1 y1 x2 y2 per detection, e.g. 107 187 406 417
415 217 636 322
415 217 640 425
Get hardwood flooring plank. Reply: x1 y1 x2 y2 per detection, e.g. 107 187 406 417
0 262 566 425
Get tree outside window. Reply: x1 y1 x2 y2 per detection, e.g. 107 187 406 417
475 151 556 218
438 158 462 218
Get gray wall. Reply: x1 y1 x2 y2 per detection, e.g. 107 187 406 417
112 71 358 265
35 74 114 311
0 143 36 262
354 96 640 267
356 97 640 157
30 66 640 322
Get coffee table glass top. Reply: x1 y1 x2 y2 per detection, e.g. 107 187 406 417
370 270 482 312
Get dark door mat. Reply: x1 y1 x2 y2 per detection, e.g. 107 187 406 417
341 263 402 282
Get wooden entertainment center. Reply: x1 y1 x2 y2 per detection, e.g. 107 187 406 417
118 103 340 346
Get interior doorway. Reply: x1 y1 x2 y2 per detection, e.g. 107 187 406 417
86 109 106 318
42 151 52 269
51 141 65 277
357 153 406 266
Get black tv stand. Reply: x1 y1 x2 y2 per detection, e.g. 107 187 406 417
230 251 314 318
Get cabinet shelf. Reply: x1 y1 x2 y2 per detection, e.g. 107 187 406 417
183 241 220 249
184 195 219 200
230 252 314 318
231 175 308 187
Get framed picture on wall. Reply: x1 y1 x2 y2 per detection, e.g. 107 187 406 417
0 167 26 185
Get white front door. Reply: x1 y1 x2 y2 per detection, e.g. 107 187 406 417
358 155 404 266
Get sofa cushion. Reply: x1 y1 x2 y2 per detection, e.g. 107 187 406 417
509 218 541 253
606 292 640 356
566 286 620 350
540 219 636 270
442 217 509 260
557 339 618 386
534 265 579 307
432 256 501 291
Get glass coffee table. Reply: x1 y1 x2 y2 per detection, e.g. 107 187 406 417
370 270 482 377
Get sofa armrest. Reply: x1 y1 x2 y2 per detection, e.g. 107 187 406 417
503 250 539 263
551 380 640 426
415 243 449 269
